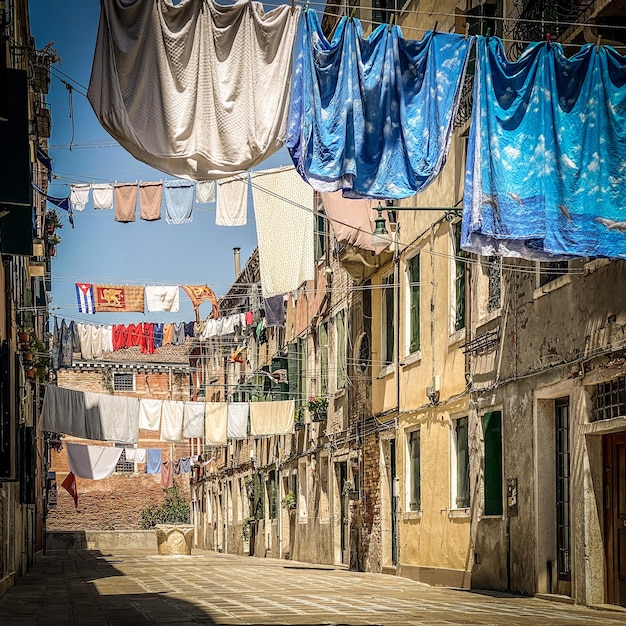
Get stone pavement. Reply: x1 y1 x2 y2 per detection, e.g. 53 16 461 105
0 549 624 625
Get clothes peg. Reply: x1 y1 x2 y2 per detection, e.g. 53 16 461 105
465 22 470 40
291 0 295 14
433 21 438 33
596 34 602 53
349 7 357 21
388 13 395 32
304 0 309 12
485 27 491 41
546 32 551 49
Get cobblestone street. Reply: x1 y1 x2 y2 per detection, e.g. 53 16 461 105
0 549 624 625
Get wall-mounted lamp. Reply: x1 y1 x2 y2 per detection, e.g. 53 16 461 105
371 202 390 248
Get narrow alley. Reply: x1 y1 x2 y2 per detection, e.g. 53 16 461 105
0 548 624 625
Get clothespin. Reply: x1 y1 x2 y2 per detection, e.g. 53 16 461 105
546 32 551 49
388 13 395 32
290 0 294 14
465 22 470 40
433 21 438 33
596 34 602 53
485 27 491 41
349 7 356 21
304 0 309 11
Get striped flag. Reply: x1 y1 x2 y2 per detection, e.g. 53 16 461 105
75 283 96 314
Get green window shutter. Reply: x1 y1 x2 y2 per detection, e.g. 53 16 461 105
454 223 466 331
336 311 346 389
409 256 420 353
287 343 299 404
320 322 328 395
456 417 470 509
268 470 277 519
298 338 307 408
409 430 421 511
385 274 394 364
254 473 265 520
483 411 502 515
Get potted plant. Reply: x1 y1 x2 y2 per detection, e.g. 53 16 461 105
45 209 63 234
140 481 193 555
281 490 297 512
295 406 305 430
308 396 328 422
47 233 61 256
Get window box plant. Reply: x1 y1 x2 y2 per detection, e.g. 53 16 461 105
45 209 63 234
308 396 328 422
281 490 297 512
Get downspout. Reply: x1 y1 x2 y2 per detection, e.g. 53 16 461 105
394 222 401 571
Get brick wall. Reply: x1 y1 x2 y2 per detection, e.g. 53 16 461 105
47 368 192 531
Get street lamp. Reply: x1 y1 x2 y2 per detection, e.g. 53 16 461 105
371 202 390 248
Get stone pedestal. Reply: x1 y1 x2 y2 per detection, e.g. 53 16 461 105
155 524 194 556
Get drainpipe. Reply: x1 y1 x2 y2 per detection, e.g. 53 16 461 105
393 222 401 572
233 247 241 279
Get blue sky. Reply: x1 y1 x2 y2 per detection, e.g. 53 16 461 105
29 0 298 325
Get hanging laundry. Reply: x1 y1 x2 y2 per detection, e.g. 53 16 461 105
163 323 174 345
139 398 162 431
164 180 194 224
146 448 162 474
321 191 390 253
91 182 114 209
51 318 61 371
114 183 138 222
264 295 285 328
172 321 186 346
70 183 90 211
102 325 114 353
124 323 142 348
40 386 88 439
196 180 215 204
89 0 300 179
160 400 184 442
182 285 219 319
75 282 96 314
94 285 145 313
227 402 249 440
66 442 123 480
91 325 104 360
184 321 195 338
173 459 181 476
140 322 156 355
205 402 228 445
145 286 179 313
34 184 75 228
112 324 126 350
124 448 146 463
216 174 248 226
76 323 94 360
251 167 314 298
36 146 53 181
288 12 473 199
60 320 74 368
183 402 205 439
153 323 164 349
250 400 295 436
161 460 173 488
88 392 140 445
139 181 163 221
61 471 78 508
463 37 626 260
245 311 254 326
179 457 191 474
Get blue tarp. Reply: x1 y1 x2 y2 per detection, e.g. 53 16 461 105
463 36 626 259
287 11 473 199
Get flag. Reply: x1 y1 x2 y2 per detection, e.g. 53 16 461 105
94 285 145 313
182 285 219 318
61 471 78 508
75 283 96 314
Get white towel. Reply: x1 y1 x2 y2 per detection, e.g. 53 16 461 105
77 323 92 360
97 394 140 445
227 402 249 439
40 386 88 439
124 447 146 463
221 315 237 335
70 183 90 211
183 401 205 438
205 402 228 445
66 442 123 480
160 400 185 442
251 167 314 297
102 325 114 352
145 286 180 312
91 324 103 360
91 182 113 209
139 398 162 431
250 400 295 436
196 180 215 204
216 174 248 226
88 1 300 179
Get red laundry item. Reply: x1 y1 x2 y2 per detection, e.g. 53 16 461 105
112 324 127 351
140 322 156 354
245 310 254 325
61 471 78 509
125 323 142 348
161 460 173 488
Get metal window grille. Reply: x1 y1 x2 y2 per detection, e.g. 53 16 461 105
115 446 134 473
539 261 568 286
113 372 135 392
486 256 501 313
555 398 571 580
592 376 626 422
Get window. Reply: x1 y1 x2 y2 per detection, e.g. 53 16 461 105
406 254 420 354
320 321 329 395
319 454 329 518
555 398 571 581
407 430 421 512
486 256 501 313
336 311 346 389
114 444 134 473
452 222 466 332
538 261 568 287
592 376 626 422
298 459 307 518
113 372 135 391
314 210 326 260
254 473 265 520
372 0 396 25
268 470 277 520
298 337 307 409
383 272 395 365
452 417 470 509
483 411 503 516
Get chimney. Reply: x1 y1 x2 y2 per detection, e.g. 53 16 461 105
233 247 241 278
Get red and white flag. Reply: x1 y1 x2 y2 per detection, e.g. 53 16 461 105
61 471 78 509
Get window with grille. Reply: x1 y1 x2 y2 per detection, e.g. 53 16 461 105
115 445 134 473
592 376 626 422
113 372 135 392
383 272 395 365
336 311 346 389
486 256 501 313
453 222 467 332
538 261 568 287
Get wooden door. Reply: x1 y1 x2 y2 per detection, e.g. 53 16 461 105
604 432 626 606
